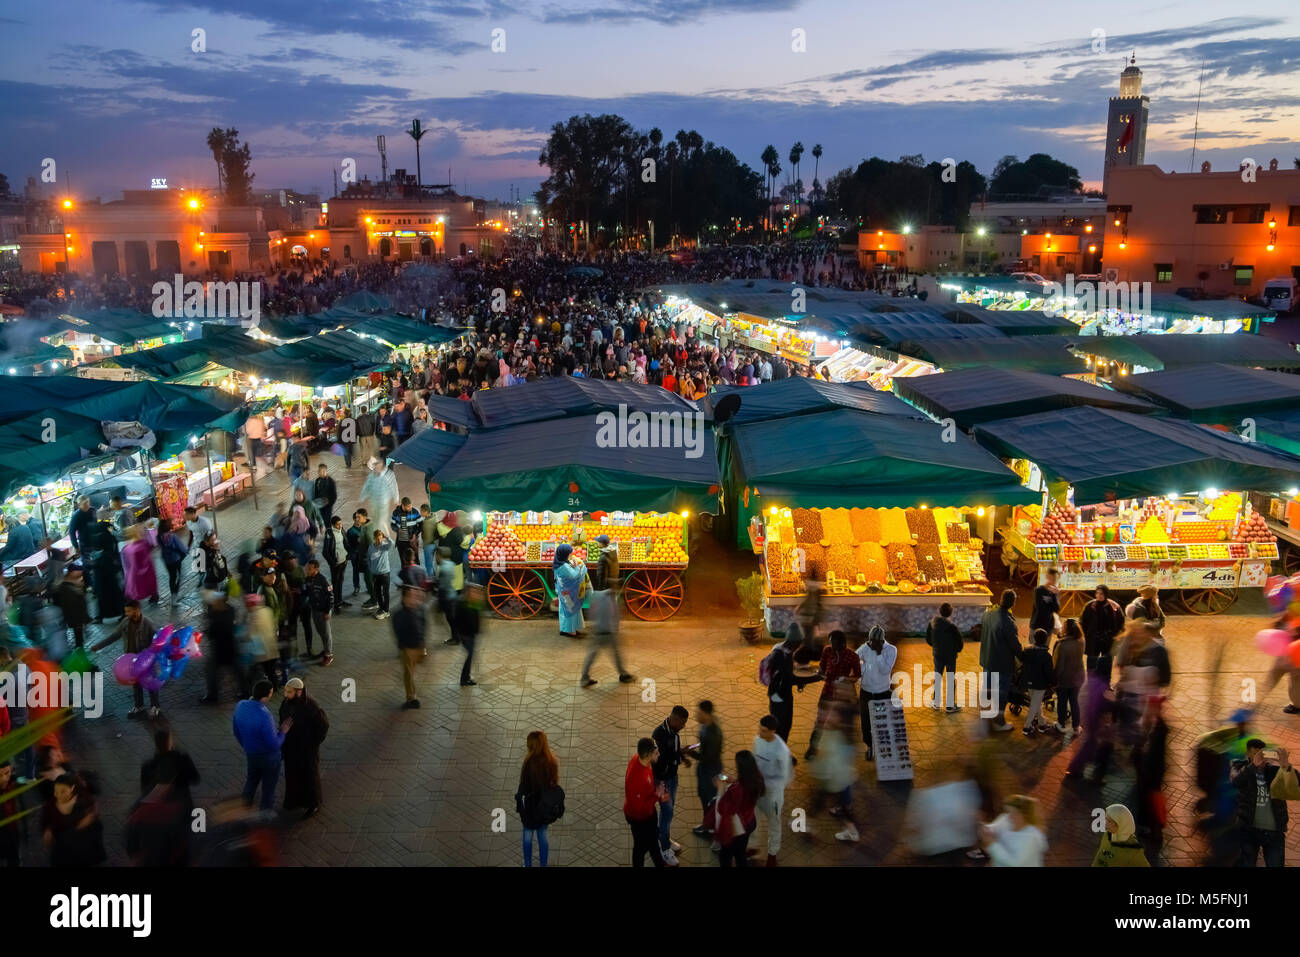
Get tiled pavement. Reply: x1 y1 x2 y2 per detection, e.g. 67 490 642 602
50 451 1300 866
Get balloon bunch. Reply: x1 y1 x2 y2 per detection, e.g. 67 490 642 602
1256 575 1300 666
111 624 203 692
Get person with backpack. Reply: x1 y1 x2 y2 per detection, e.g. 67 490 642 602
760 633 816 751
926 602 964 712
515 730 564 867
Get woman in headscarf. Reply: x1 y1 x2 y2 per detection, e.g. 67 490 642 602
87 519 125 622
1091 804 1149 866
291 486 323 531
552 543 588 638
280 506 314 565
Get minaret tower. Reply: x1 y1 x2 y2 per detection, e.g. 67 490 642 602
1103 53 1149 193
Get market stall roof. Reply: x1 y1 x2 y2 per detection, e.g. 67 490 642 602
859 335 1087 374
60 307 178 344
425 377 706 432
203 396 280 435
0 408 106 499
253 313 337 341
850 321 1009 349
343 314 468 348
893 367 1160 427
729 408 1037 508
655 282 896 327
223 330 392 387
392 413 719 513
1246 411 1300 457
1073 334 1300 371
1112 364 1300 424
1145 294 1275 322
972 406 1300 503
0 375 126 419
702 377 923 424
334 290 392 312
947 308 1078 336
107 327 272 381
938 276 1044 294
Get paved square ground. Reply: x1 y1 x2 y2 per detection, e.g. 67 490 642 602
44 450 1300 866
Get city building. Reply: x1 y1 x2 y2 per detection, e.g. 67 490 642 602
1102 160 1300 298
1102 55 1149 193
18 187 269 277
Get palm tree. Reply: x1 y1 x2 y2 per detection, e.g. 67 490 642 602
811 144 823 202
406 119 427 193
768 160 782 233
760 145 778 235
206 128 228 193
789 142 805 207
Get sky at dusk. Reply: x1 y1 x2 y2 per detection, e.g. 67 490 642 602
1 0 1298 204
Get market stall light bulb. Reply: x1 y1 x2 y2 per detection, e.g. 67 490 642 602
1204 488 1218 500
472 511 483 522
1167 493 1179 501
1289 488 1299 498
976 507 985 517
680 510 689 519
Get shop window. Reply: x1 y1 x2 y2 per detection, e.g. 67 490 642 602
124 240 150 275
156 240 181 274
91 241 119 276
343 244 352 260
1154 263 1173 283
1232 205 1269 224
1234 265 1253 286
1289 206 1300 227
1194 205 1229 224
379 237 392 258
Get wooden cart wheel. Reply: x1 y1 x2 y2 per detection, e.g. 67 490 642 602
486 568 547 620
1283 544 1300 576
1012 561 1039 589
1179 587 1238 616
624 569 685 621
1057 590 1087 618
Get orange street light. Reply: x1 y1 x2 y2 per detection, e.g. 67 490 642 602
188 198 200 210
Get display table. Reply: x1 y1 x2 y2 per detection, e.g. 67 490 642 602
11 536 75 574
765 590 989 636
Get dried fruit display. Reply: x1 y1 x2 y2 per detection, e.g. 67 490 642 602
819 508 855 544
850 507 881 542
826 544 858 581
856 543 889 583
945 523 970 544
800 542 827 580
906 508 940 543
914 544 945 582
792 508 823 544
765 542 791 573
879 508 911 543
769 575 804 595
884 541 919 582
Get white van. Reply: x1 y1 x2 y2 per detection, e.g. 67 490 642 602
1262 276 1299 313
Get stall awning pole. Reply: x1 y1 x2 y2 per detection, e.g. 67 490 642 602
203 434 218 539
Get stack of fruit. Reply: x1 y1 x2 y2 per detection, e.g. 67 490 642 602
1171 521 1223 543
1029 503 1083 545
1233 512 1276 544
469 524 526 564
646 538 687 564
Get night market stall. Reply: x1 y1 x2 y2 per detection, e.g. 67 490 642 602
719 407 1037 634
393 414 719 620
1076 334 1300 376
972 406 1300 615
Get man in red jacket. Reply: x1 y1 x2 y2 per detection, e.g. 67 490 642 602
624 738 667 867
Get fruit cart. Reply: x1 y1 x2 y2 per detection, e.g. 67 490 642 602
1002 493 1276 616
757 504 994 635
468 509 690 621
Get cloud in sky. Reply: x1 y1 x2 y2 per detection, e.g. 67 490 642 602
0 1 1296 202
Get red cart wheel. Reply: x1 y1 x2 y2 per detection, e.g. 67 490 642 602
1057 590 1088 618
1283 544 1300 576
1179 587 1237 616
624 569 685 621
487 568 547 619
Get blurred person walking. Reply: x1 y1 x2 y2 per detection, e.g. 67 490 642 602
1091 803 1149 867
979 794 1046 866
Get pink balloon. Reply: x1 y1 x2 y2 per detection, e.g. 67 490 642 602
151 624 174 649
111 653 139 686
1255 629 1293 657
131 647 157 680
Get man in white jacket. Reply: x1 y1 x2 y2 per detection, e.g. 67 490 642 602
857 625 898 761
752 715 792 867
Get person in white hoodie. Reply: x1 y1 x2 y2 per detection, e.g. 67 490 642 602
752 715 792 867
856 625 898 761
980 794 1047 866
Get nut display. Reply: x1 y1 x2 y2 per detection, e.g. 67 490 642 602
856 542 889 583
791 507 823 545
850 507 881 542
906 508 940 543
884 542 919 582
819 508 855 545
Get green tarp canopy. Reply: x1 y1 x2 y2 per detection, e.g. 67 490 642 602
203 397 280 435
344 315 467 348
1146 294 1275 322
392 413 719 513
722 407 1036 546
0 376 126 418
224 330 391 387
1113 364 1300 425
60 307 179 344
1074 334 1300 372
850 321 1008 347
702 377 923 425
107 326 272 381
0 409 106 499
253 314 335 341
972 406 1300 503
859 336 1087 374
1247 412 1300 457
892 366 1159 428
48 381 243 457
425 377 706 431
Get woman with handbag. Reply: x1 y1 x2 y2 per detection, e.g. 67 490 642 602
515 730 564 867
553 544 588 638
714 750 764 866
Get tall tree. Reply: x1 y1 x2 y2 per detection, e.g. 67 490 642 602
209 127 254 205
538 113 636 246
789 142 805 205
811 143 823 201
990 152 1082 198
206 128 228 193
0 173 10 200
760 145 778 235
